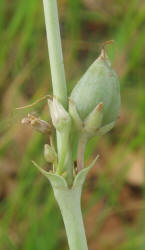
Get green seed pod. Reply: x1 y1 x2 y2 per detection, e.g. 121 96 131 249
70 48 121 129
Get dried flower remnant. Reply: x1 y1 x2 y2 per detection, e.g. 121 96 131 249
21 113 52 134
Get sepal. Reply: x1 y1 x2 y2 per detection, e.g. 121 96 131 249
84 102 103 135
69 98 83 131
96 121 115 136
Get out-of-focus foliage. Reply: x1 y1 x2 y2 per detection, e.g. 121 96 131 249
0 0 145 249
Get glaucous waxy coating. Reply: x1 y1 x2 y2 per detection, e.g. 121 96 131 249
70 50 121 126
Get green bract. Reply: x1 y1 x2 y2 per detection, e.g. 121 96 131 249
70 49 121 129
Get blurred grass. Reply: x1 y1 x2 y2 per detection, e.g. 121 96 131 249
0 0 145 249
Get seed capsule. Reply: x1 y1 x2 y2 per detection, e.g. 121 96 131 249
70 48 121 129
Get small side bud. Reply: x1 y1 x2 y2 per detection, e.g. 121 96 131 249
84 102 103 134
44 144 57 164
21 114 52 134
48 98 71 131
69 98 82 130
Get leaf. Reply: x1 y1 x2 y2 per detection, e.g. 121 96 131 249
32 161 67 188
73 155 99 188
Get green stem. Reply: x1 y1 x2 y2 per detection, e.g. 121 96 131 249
42 0 67 109
53 185 88 250
57 130 73 186
42 0 71 177
77 134 88 172
42 1 88 249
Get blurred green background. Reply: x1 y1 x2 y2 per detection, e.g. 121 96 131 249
0 0 145 249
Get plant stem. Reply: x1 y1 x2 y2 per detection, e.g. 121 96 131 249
53 185 88 250
77 134 88 172
56 130 73 186
42 0 67 109
42 1 88 249
42 0 72 177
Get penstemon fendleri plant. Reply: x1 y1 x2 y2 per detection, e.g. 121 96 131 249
22 1 121 249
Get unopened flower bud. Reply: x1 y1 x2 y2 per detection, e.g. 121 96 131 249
44 144 57 164
48 98 71 131
21 113 52 134
70 48 121 134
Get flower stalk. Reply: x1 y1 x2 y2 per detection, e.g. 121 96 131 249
42 0 67 108
77 133 88 172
